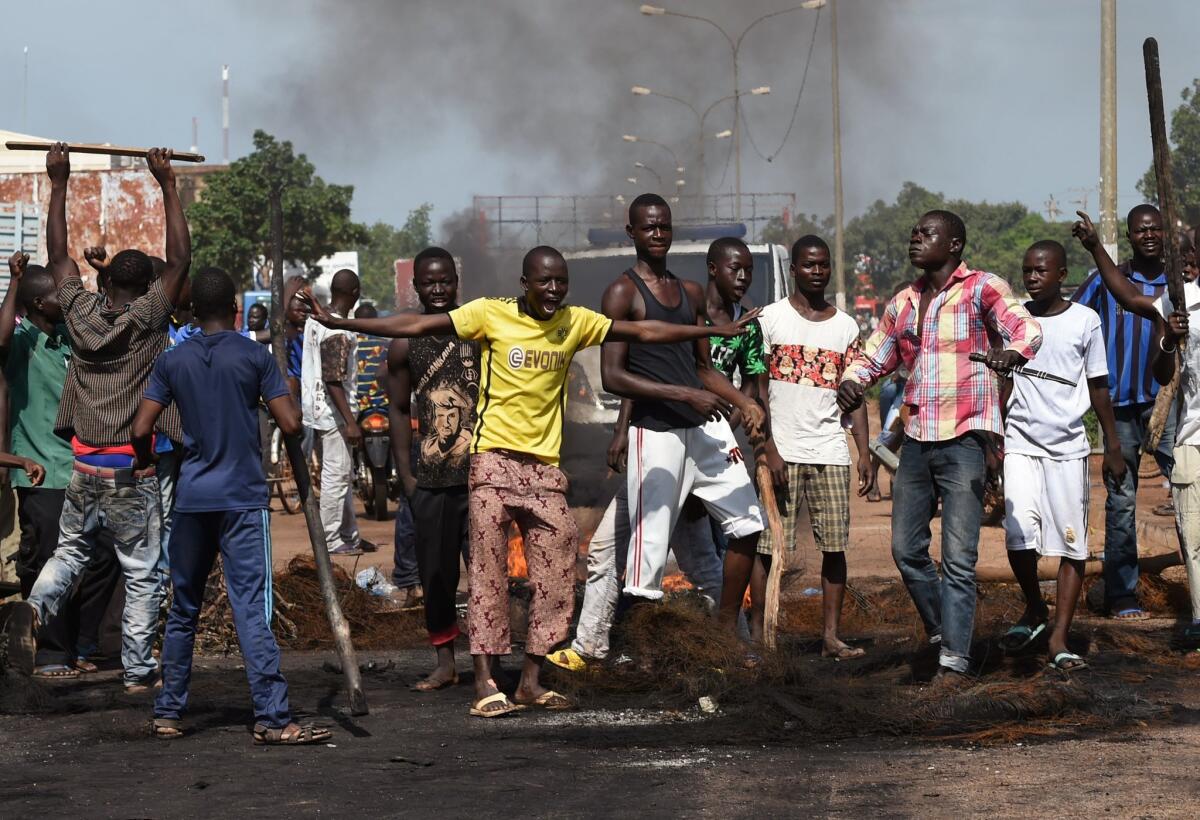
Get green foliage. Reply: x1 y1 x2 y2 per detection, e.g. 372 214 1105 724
764 182 1101 301
355 205 433 306
188 130 368 289
1139 78 1200 226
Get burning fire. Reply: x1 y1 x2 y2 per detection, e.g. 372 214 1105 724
661 573 693 593
508 527 528 578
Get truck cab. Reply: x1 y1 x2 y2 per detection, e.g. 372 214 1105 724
558 236 791 503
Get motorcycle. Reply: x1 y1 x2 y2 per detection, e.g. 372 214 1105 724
354 407 396 520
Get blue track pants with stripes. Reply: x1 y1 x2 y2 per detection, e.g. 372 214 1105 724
155 509 290 728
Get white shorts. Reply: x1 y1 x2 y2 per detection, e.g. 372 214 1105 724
1003 453 1090 561
625 417 764 599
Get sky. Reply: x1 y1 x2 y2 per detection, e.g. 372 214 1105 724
1 0 1196 240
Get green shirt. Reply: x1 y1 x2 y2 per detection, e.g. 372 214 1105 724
707 304 766 382
6 319 73 489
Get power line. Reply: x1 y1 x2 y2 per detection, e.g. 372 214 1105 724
740 6 822 163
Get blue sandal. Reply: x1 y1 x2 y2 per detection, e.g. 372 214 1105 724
999 621 1047 652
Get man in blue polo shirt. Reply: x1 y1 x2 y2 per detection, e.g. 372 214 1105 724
132 268 330 745
1072 204 1174 619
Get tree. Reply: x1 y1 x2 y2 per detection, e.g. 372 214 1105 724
354 204 433 306
188 130 368 289
1139 78 1200 226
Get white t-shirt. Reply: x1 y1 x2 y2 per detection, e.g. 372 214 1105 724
758 299 860 465
301 315 358 431
1004 302 1107 460
1158 280 1200 447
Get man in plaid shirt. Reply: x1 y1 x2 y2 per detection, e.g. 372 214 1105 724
837 210 1041 684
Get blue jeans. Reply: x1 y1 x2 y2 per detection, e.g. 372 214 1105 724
392 494 420 589
28 468 163 685
1105 401 1176 613
156 509 290 729
891 435 986 673
156 446 181 569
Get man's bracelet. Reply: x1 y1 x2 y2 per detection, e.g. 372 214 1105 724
1159 336 1178 354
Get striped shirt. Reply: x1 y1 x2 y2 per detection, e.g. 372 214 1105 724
1071 262 1166 407
54 276 183 447
844 264 1041 442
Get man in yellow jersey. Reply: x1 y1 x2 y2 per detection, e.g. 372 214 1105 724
302 245 756 718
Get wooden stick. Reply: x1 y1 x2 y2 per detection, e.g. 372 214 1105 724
1143 363 1179 454
1143 38 1187 316
757 462 787 650
4 140 206 164
267 187 368 716
975 549 1180 583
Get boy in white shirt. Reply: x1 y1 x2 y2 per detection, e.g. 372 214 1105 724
999 238 1125 671
757 235 873 658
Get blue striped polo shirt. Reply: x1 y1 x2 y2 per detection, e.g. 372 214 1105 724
1071 262 1166 407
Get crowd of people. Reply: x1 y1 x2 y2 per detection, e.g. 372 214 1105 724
4 143 1199 740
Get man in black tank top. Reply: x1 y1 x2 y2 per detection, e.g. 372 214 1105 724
599 193 766 636
385 248 478 691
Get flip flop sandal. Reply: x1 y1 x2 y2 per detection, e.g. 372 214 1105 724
469 691 525 718
252 723 333 745
517 690 574 711
4 601 37 675
152 718 184 739
33 664 80 680
1111 608 1150 621
1048 651 1088 672
412 673 459 692
999 621 1047 652
73 659 100 674
821 644 867 661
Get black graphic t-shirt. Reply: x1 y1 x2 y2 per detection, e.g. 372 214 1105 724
410 334 480 488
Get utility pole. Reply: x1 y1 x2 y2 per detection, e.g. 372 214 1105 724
1100 0 1118 261
21 47 28 133
830 0 846 311
1045 194 1061 221
222 64 231 165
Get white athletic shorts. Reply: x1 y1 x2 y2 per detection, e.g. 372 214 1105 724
1003 452 1090 561
625 417 764 599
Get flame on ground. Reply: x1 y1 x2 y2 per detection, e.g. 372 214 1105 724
508 527 528 578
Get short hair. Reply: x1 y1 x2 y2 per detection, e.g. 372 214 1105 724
628 192 670 223
354 303 378 319
191 268 237 321
247 302 268 316
923 209 966 248
414 246 456 276
330 268 360 297
522 245 565 276
790 234 830 260
16 264 53 312
1025 239 1067 268
107 249 155 289
1127 203 1161 230
707 237 749 266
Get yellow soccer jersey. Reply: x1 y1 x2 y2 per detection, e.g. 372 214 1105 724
448 298 613 465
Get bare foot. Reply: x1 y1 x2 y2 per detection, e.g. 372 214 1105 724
821 638 865 660
413 664 458 692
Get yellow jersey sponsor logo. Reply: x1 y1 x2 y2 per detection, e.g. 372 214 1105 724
507 347 568 371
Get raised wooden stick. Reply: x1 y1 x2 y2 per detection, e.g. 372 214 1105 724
757 462 787 650
4 141 206 164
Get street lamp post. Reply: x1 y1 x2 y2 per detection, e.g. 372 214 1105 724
634 161 663 187
622 134 685 189
631 85 769 203
640 1 825 220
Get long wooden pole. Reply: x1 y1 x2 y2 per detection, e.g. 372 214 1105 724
267 187 368 715
757 463 787 650
4 141 206 164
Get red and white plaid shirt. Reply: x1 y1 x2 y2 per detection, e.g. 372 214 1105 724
844 264 1041 442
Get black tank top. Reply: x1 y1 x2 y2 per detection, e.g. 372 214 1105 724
623 269 706 431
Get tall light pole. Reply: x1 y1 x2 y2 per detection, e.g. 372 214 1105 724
1100 0 1118 261
831 0 846 310
622 134 686 182
631 85 770 202
634 161 663 186
640 1 825 221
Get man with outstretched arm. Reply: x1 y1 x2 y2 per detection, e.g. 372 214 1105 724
837 210 1041 686
6 144 190 691
302 244 757 717
600 195 766 638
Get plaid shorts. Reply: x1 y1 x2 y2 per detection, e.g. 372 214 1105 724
758 462 850 556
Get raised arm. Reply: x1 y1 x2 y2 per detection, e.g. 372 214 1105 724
45 143 79 287
385 338 417 497
0 253 27 356
147 148 191 308
302 290 453 338
1073 211 1159 319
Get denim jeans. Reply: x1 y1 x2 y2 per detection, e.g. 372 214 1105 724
27 468 163 685
1105 401 1177 613
156 446 181 569
391 493 421 589
891 435 986 673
